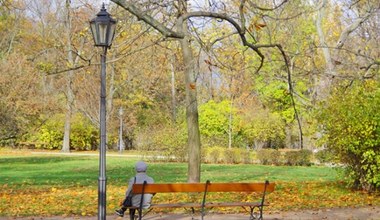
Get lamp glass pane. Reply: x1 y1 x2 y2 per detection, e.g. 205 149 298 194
99 23 107 44
107 23 116 46
90 22 98 44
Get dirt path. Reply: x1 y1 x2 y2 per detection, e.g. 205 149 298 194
2 206 379 220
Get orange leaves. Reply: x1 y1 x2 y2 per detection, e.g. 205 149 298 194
0 186 99 217
1 182 380 217
248 20 267 33
189 83 196 90
266 181 380 212
254 23 267 31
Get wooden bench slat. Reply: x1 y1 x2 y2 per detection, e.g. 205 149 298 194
132 182 275 194
203 202 263 207
151 203 202 208
149 202 264 209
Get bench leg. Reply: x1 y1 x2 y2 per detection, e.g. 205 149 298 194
190 207 196 220
248 206 262 220
258 206 263 220
129 208 136 220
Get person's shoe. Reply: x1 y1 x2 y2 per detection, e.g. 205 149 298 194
115 209 124 217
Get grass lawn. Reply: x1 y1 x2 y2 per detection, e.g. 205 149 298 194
0 150 378 217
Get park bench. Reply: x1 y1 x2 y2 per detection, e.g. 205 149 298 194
128 180 275 220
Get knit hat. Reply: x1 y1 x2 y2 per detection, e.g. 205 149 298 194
135 161 148 172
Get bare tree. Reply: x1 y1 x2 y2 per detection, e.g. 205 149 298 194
313 0 378 100
111 0 296 182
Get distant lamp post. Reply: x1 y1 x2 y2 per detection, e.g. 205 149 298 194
89 3 116 220
118 107 125 153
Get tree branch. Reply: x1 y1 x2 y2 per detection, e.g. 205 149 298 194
336 10 374 48
178 11 265 73
47 65 87 75
247 0 289 11
111 0 184 38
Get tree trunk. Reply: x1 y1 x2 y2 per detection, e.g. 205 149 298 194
170 55 177 122
285 125 292 148
62 88 73 152
314 0 333 101
178 19 201 183
208 53 214 100
118 107 125 153
62 0 73 153
107 53 116 118
228 96 234 149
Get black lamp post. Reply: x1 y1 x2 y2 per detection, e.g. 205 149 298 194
90 3 116 220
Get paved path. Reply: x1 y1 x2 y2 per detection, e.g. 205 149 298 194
2 206 380 220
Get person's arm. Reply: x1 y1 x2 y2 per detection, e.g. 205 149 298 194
125 177 135 197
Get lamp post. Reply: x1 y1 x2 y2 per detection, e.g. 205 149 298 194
89 3 116 220
118 107 125 153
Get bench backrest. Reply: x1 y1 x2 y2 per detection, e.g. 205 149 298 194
132 181 275 194
131 180 275 220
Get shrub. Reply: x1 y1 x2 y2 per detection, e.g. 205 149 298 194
284 151 297 166
136 124 187 162
256 149 281 165
298 149 313 166
204 146 224 164
284 150 312 166
224 148 242 164
29 114 100 150
199 100 241 148
241 108 286 149
32 116 64 150
203 147 253 164
35 127 63 150
70 115 98 150
318 81 380 191
314 149 334 164
241 149 254 164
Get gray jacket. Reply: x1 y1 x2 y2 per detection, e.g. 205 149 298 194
125 172 154 208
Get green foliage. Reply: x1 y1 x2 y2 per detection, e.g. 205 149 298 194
34 117 64 150
284 150 312 166
70 115 98 151
138 124 187 162
30 114 99 150
224 148 243 164
256 149 281 165
319 81 380 191
255 149 312 166
314 149 335 164
199 100 239 142
255 78 294 123
203 146 224 164
36 61 54 73
242 110 286 148
202 147 254 164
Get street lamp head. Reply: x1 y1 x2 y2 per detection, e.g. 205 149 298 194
90 3 117 48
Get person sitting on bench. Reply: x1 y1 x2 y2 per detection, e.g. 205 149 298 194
115 161 154 218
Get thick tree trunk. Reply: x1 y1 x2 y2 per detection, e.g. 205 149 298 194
107 53 116 119
178 25 201 183
314 0 333 101
170 55 177 122
62 0 73 153
62 86 73 153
